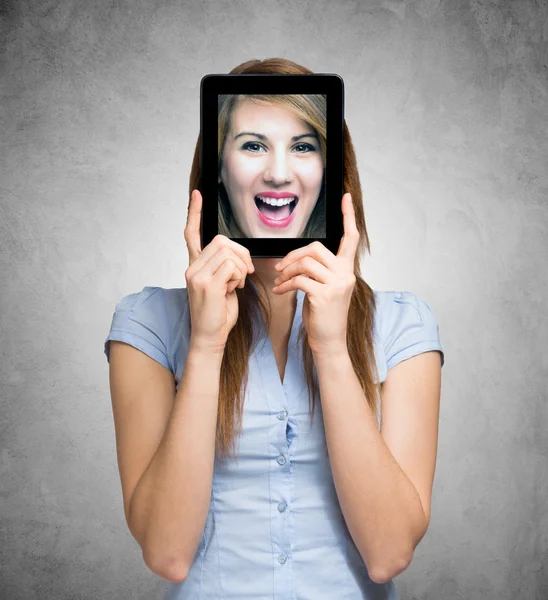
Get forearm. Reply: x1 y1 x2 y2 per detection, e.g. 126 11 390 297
313 349 428 583
128 345 223 580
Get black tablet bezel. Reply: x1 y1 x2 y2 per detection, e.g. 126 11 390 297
200 74 344 258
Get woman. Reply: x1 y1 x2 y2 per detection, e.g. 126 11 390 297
105 57 445 600
218 92 326 238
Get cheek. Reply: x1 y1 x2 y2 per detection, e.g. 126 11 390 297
299 158 324 188
226 155 262 187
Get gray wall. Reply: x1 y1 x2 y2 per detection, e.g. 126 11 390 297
1 0 547 598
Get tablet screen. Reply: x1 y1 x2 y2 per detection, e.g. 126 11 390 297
218 94 326 240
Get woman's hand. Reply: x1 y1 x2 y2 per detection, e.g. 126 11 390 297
184 189 255 355
271 193 359 356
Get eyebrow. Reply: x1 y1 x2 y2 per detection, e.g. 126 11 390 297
233 131 319 142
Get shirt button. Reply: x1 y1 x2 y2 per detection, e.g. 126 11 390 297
277 455 286 465
277 501 287 513
278 553 287 564
277 410 288 420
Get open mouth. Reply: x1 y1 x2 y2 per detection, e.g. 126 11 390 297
254 195 299 221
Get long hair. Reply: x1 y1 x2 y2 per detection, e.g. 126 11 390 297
217 93 326 238
188 58 381 465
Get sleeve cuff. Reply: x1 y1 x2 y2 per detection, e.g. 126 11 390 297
104 329 171 372
386 339 445 371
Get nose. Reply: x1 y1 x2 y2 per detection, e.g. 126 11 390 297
263 148 292 185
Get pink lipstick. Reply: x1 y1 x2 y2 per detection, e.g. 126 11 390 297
254 192 299 228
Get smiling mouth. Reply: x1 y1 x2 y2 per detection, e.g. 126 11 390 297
254 195 299 220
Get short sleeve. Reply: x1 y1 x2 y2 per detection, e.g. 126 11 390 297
383 291 445 371
104 286 171 372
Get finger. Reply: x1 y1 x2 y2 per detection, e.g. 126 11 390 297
274 255 332 286
273 274 321 296
211 258 244 291
337 193 359 260
197 234 254 276
275 241 336 273
184 189 203 266
200 247 249 288
227 278 241 294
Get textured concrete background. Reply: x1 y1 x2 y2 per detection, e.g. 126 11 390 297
1 0 547 598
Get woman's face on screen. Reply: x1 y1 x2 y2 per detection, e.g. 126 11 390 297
220 99 324 238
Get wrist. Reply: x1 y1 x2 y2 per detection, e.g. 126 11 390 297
311 343 349 361
188 340 226 361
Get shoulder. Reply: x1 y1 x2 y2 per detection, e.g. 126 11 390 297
107 286 167 331
115 285 188 323
162 286 189 326
373 289 445 372
104 286 189 372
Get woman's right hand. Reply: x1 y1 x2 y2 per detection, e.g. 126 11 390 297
184 189 255 355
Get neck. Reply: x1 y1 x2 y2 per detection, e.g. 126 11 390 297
249 258 298 309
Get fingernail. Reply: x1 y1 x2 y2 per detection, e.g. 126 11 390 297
274 262 281 270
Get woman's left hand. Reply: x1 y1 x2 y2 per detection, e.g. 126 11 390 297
272 193 359 356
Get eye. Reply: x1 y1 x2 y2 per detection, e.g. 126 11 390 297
241 142 265 153
293 143 316 153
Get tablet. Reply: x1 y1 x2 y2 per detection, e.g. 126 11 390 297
200 73 345 258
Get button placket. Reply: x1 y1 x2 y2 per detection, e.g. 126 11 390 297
255 290 304 591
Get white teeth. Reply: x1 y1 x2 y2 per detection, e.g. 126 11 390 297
256 195 297 206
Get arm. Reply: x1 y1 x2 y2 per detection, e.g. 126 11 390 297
312 348 442 584
109 341 223 582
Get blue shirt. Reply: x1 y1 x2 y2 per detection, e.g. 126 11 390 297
104 286 445 599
